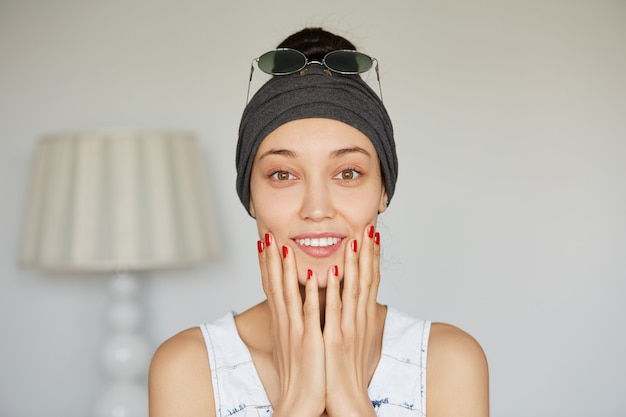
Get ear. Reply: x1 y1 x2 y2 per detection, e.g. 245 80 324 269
249 198 256 218
378 189 389 214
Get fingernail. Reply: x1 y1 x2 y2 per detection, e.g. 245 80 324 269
282 245 288 259
265 233 272 247
374 232 380 245
367 225 375 239
332 265 338 276
257 240 264 253
307 269 313 280
351 240 358 253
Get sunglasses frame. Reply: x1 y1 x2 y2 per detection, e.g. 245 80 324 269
246 48 383 103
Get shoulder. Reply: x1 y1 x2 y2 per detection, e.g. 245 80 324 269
427 322 487 367
149 327 215 417
150 327 210 376
426 322 489 417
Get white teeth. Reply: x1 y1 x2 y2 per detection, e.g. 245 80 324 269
296 237 341 247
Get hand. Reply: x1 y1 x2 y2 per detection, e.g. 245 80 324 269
257 233 326 417
323 225 381 417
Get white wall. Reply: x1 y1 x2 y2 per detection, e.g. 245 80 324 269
1 1 625 416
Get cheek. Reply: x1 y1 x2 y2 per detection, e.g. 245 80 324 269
337 189 384 224
250 188 297 235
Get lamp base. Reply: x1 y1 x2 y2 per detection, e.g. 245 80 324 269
94 382 148 417
93 272 150 417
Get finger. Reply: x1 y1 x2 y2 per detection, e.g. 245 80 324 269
303 269 322 336
258 239 269 294
358 226 377 314
324 265 341 338
281 244 303 324
262 233 288 319
367 231 382 315
341 237 360 330
257 237 281 341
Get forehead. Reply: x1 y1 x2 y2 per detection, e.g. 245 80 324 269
256 118 377 156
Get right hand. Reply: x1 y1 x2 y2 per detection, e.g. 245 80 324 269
257 233 326 417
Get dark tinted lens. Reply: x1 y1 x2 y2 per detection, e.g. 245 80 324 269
324 50 373 74
257 49 306 75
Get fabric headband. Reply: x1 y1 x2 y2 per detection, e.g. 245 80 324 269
236 64 397 215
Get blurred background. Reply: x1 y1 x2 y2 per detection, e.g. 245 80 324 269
1 1 625 416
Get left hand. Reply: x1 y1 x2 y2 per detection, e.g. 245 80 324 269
323 225 382 417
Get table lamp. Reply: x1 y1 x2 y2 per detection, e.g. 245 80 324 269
19 129 220 417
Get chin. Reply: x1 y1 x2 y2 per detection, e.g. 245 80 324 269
297 262 340 289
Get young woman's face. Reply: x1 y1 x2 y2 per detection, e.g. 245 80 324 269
249 118 387 287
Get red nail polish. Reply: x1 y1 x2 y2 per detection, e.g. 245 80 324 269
374 232 380 245
307 269 313 280
367 225 375 239
265 233 272 247
282 245 288 259
332 265 338 276
351 240 357 253
257 240 264 253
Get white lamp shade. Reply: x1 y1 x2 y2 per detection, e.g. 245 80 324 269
20 129 220 271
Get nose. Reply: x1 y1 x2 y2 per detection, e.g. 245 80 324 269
299 178 336 221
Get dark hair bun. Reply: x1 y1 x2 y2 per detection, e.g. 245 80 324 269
277 27 357 61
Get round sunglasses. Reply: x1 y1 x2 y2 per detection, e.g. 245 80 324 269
246 48 383 103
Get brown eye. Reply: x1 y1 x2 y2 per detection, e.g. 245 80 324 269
336 169 360 180
271 170 294 181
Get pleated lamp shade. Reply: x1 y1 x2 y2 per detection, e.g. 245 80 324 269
19 129 220 271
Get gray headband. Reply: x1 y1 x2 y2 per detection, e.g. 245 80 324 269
236 65 397 215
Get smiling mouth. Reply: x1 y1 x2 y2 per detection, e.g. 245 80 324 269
294 237 342 247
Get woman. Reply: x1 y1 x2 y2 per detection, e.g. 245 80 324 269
149 27 489 417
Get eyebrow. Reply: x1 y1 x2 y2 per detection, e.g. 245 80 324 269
258 146 371 160
330 146 372 159
258 149 298 160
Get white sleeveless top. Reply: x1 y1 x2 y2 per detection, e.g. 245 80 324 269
200 307 431 417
